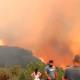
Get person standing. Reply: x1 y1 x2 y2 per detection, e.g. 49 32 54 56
31 68 41 80
63 55 80 80
45 60 57 80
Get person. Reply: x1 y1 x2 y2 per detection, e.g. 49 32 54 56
31 68 41 80
63 55 80 80
45 60 57 80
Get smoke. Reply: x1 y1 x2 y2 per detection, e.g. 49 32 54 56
0 0 58 49
0 0 80 65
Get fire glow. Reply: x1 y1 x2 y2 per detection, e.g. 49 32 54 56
0 0 80 66
0 40 5 46
39 57 46 64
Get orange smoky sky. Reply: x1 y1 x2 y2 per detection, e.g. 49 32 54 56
0 0 80 65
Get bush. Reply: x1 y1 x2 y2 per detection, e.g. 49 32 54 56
25 61 45 80
0 61 64 80
0 69 10 80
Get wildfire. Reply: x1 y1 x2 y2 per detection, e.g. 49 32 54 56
0 40 5 46
32 53 46 63
39 57 46 63
60 64 66 70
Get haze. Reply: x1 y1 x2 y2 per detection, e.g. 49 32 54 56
0 0 80 65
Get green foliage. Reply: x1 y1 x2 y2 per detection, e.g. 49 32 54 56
19 71 26 80
0 61 64 80
9 65 21 76
25 61 45 80
0 68 10 80
56 67 64 80
9 65 22 80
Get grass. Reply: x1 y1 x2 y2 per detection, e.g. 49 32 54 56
0 62 64 80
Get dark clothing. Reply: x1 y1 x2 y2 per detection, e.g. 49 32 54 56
64 66 80 80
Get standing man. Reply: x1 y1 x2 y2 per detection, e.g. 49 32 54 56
63 55 80 80
45 60 57 80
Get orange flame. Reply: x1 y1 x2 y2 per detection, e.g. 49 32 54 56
0 40 5 46
39 57 46 64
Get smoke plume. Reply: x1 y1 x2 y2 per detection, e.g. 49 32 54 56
0 0 80 65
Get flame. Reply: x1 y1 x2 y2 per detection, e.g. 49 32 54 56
0 40 5 46
68 27 80 56
60 64 66 70
39 57 46 63
33 53 46 63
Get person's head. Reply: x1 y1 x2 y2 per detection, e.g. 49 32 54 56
48 60 54 66
34 68 38 74
73 55 80 66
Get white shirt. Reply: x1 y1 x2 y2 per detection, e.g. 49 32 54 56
31 72 41 80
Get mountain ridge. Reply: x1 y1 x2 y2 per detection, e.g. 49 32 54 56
0 46 39 67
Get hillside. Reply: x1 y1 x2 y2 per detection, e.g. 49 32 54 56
0 46 39 67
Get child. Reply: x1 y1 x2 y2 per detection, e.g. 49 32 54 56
31 68 41 80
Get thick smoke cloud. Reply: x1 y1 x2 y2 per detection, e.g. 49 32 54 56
0 0 58 49
0 0 80 65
